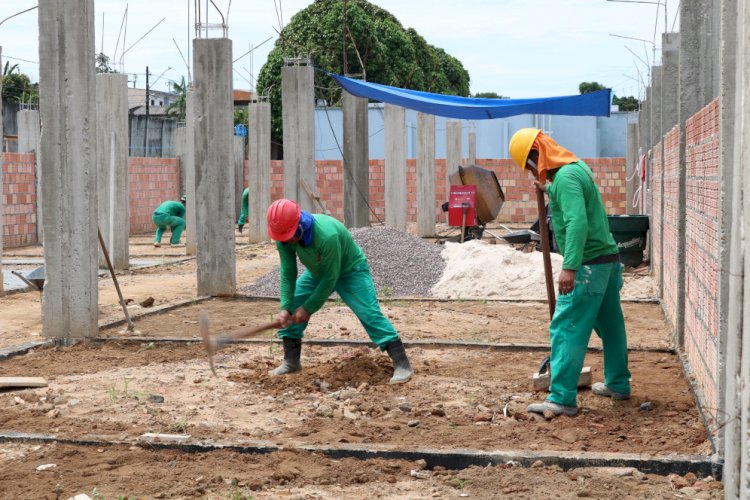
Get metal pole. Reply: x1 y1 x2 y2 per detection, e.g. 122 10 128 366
536 188 556 319
144 66 149 156
98 228 135 331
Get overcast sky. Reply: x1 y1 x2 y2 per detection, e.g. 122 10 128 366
1 0 676 99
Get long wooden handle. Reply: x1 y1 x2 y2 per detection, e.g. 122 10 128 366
536 188 556 319
223 320 282 343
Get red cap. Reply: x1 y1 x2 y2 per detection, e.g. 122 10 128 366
267 199 301 241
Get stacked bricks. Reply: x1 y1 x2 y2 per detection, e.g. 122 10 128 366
1 153 37 248
683 98 720 421
651 141 663 296
128 157 180 234
661 126 681 329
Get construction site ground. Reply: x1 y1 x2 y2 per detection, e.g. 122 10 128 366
0 232 721 499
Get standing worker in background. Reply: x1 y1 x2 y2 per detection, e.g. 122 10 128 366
237 187 250 233
509 128 631 416
266 198 413 384
152 196 186 248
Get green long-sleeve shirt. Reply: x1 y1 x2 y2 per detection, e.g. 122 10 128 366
277 214 366 314
154 200 185 218
547 160 618 271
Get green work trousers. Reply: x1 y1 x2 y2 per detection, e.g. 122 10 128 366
237 189 249 225
277 261 399 349
548 261 631 407
153 212 185 245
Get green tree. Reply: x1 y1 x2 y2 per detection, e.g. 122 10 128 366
166 77 188 121
234 107 248 127
256 0 471 143
612 94 640 111
2 62 38 104
578 81 607 94
95 53 118 74
473 92 506 99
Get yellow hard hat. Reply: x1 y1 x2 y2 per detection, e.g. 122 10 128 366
509 128 542 170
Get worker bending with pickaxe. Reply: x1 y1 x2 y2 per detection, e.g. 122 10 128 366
509 128 631 416
266 199 414 384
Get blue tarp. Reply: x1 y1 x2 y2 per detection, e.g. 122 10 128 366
328 73 611 120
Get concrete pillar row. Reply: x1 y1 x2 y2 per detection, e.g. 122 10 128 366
193 38 236 297
95 73 129 270
17 109 42 244
38 1 98 338
416 112 436 237
281 64 315 213
384 104 407 231
342 90 369 227
247 101 271 243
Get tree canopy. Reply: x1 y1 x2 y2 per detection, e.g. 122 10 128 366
612 94 640 112
578 81 607 94
256 0 471 142
2 62 38 104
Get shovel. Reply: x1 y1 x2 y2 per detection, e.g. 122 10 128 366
199 310 282 376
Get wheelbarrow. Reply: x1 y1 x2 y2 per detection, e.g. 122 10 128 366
11 265 45 292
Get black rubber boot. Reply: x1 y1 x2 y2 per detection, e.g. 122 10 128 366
385 339 413 384
270 337 302 376
238 224 244 233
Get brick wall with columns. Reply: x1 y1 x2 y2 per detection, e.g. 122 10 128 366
1 153 37 248
661 126 681 328
683 98 720 419
651 141 663 296
128 157 181 235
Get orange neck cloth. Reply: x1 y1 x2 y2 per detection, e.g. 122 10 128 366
532 132 578 182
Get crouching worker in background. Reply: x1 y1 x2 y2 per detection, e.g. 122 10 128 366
153 196 186 248
267 199 413 384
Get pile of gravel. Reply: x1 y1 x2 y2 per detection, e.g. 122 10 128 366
242 226 445 298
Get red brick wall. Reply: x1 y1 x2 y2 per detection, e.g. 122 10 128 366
269 157 626 224
684 98 720 419
661 126 681 329
2 153 37 248
128 157 180 234
651 141 663 295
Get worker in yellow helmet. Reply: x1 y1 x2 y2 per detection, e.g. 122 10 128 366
509 128 631 417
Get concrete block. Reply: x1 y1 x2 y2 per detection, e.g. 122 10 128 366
139 433 191 443
532 366 592 391
0 377 48 389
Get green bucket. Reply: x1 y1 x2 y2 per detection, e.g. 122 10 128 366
607 215 650 267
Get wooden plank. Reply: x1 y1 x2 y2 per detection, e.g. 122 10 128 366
300 179 330 215
0 377 48 389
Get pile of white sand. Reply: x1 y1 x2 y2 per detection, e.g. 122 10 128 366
431 241 562 300
431 240 655 300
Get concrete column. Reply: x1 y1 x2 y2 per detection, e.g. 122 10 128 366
185 89 197 255
384 104 406 231
233 135 245 222
18 109 42 244
281 63 315 212
724 1 749 493
96 73 129 270
342 90 369 227
661 34 680 131
717 0 738 464
38 1 98 338
625 122 638 215
468 131 477 165
446 121 462 196
0 47 3 294
675 0 712 347
193 38 236 296
650 66 663 149
416 112 436 237
174 126 186 196
637 94 649 214
247 101 271 243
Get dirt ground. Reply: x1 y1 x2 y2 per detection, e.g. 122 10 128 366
0 442 723 499
0 232 717 498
